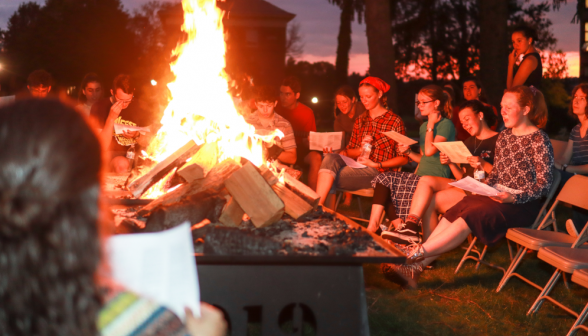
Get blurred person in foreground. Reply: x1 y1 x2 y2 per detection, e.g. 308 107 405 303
245 85 297 166
26 69 53 98
91 74 155 173
276 76 322 190
77 73 103 117
0 99 226 336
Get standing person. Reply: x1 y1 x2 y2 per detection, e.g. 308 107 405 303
385 86 553 289
316 77 408 210
554 83 588 235
245 85 297 166
367 85 456 236
333 85 365 207
507 25 542 90
276 76 322 190
90 74 154 173
0 99 227 336
76 73 103 117
26 70 53 98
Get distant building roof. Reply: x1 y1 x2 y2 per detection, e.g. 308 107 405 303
229 0 295 21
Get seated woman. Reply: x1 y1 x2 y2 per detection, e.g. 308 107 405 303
387 100 499 244
316 77 409 210
384 85 553 289
554 83 588 235
0 99 226 336
367 85 456 237
453 77 501 140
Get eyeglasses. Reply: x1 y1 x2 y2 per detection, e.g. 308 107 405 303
573 96 587 103
415 100 434 106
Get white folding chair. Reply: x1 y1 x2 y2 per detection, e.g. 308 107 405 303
567 269 588 336
455 169 561 275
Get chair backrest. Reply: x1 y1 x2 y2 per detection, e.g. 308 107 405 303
572 220 588 248
550 139 568 163
531 169 561 229
555 175 588 209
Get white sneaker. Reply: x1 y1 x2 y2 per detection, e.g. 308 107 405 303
566 219 579 237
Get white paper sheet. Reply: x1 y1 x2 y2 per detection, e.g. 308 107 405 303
382 130 418 145
432 141 472 164
449 176 501 196
340 154 366 168
113 123 151 135
106 222 200 320
309 131 344 151
0 95 15 107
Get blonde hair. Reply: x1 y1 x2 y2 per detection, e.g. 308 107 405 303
419 85 452 119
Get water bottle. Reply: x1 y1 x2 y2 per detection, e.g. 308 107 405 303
359 140 372 159
474 163 485 182
126 144 136 171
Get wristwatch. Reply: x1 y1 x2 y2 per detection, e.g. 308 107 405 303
378 162 383 169
563 164 568 172
427 128 434 133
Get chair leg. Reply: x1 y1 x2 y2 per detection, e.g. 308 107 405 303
475 245 488 270
496 247 527 293
527 269 563 315
563 272 570 290
455 237 477 274
507 240 513 261
334 192 343 212
567 302 588 336
357 196 364 219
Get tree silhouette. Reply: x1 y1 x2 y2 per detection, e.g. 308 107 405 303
328 0 364 85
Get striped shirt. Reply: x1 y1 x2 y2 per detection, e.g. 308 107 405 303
99 291 188 336
569 123 588 166
245 111 297 150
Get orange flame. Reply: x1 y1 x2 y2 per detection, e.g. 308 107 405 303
145 0 281 179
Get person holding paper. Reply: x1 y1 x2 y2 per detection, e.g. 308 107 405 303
383 86 553 289
381 100 498 244
316 77 408 209
245 86 297 165
553 83 588 235
333 85 364 147
453 77 501 140
0 100 226 336
368 85 455 237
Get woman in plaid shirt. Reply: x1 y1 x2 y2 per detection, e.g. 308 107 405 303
316 77 409 210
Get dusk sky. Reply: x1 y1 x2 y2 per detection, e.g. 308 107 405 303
0 0 581 76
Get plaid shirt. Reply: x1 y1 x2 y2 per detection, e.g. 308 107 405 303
347 110 407 172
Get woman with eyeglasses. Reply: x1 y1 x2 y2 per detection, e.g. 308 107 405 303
554 83 588 235
366 85 456 236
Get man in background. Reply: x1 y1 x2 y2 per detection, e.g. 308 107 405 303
76 73 103 117
275 76 322 190
27 70 53 98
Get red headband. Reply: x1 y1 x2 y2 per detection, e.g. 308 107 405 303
360 76 390 93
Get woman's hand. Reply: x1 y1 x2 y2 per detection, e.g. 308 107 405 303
361 135 373 144
489 192 515 204
439 152 452 165
508 49 518 65
357 156 376 168
397 143 410 154
323 146 333 154
185 303 227 336
427 112 442 126
339 149 348 157
466 156 483 168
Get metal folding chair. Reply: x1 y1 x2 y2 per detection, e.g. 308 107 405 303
496 173 588 293
526 223 588 317
567 269 588 336
455 169 561 275
334 188 387 225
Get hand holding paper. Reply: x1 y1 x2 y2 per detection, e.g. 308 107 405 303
432 141 472 164
382 130 418 145
309 132 344 151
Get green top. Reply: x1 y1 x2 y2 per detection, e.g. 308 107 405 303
415 118 456 178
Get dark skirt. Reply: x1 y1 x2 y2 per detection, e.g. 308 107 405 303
444 195 541 246
372 171 422 221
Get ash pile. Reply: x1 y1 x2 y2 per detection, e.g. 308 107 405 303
108 140 388 257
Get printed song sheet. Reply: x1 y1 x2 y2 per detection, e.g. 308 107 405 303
382 130 418 145
339 154 366 168
106 222 200 320
114 123 151 135
432 141 472 163
449 176 501 197
309 131 344 151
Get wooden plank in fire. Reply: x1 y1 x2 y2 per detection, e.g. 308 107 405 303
225 162 284 228
282 171 320 210
271 183 313 219
127 140 201 198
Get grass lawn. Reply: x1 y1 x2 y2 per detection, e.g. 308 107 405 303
335 198 588 336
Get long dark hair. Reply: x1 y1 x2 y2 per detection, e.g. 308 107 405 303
458 99 497 128
0 99 103 335
78 73 101 103
333 85 357 118
462 77 490 104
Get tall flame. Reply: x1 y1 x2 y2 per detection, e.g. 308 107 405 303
145 0 279 170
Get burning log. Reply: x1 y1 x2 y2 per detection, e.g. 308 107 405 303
271 183 313 219
176 142 219 183
224 162 284 228
218 195 245 227
127 140 201 198
281 171 320 210
144 190 226 232
137 158 241 217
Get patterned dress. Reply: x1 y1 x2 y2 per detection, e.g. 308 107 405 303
444 129 554 245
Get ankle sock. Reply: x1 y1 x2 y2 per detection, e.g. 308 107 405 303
405 214 421 226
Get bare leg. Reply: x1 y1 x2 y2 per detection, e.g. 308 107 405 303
325 194 336 210
420 217 471 267
343 192 352 206
305 151 322 191
421 187 466 241
367 204 384 232
408 176 453 218
316 172 335 206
